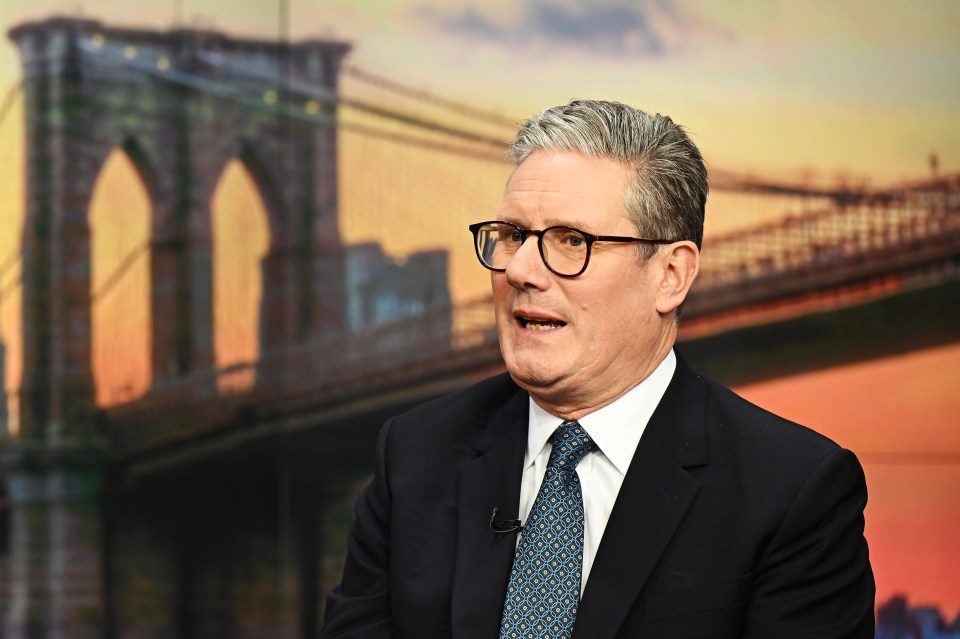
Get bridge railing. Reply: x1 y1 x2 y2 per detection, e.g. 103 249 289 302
689 177 960 313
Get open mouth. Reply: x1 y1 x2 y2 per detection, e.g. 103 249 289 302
517 315 567 331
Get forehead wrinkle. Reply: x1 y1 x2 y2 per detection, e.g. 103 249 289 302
500 185 599 216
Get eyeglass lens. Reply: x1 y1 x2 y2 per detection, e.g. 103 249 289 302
474 222 589 276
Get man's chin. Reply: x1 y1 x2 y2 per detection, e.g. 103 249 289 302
505 364 567 396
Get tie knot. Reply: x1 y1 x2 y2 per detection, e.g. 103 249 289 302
548 420 594 472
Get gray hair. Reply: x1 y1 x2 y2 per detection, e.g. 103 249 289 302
508 99 707 258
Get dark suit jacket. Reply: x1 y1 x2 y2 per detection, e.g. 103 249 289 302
320 357 875 638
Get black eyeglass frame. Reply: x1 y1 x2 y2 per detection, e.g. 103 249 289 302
469 220 676 278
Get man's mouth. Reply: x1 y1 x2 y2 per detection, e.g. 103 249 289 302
517 316 567 331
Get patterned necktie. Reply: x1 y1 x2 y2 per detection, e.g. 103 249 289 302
499 420 595 639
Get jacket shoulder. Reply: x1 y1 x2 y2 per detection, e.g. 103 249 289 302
385 372 522 444
699 371 844 465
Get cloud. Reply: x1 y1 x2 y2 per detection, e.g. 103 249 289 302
412 0 732 57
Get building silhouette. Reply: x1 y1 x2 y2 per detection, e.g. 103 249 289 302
877 596 960 639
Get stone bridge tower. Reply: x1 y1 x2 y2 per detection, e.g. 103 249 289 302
3 17 350 637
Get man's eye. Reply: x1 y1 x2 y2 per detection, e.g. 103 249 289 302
556 232 585 248
507 231 523 242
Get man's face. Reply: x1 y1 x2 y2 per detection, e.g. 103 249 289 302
492 150 670 414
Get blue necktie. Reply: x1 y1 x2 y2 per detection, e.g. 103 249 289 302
499 420 595 639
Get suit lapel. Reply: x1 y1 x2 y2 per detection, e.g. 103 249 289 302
451 387 528 639
573 358 708 639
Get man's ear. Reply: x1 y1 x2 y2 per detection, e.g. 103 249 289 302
655 241 700 315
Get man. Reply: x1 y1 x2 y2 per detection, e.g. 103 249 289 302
320 100 875 638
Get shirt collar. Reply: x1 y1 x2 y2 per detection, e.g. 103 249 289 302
525 349 677 475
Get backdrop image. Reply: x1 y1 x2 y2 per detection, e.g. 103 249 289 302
0 0 957 637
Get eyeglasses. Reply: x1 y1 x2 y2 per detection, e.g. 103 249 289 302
469 220 675 278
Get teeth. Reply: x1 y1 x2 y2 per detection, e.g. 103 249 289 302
523 318 564 331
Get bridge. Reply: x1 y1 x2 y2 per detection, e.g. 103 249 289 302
0 16 958 639
103 168 960 472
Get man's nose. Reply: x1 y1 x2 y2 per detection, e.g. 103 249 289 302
504 235 550 289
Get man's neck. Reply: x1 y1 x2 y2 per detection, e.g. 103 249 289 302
527 343 673 420
528 337 677 421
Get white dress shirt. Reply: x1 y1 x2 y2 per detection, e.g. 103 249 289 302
518 349 677 593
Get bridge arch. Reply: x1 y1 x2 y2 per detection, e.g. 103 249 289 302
88 144 153 406
210 155 272 392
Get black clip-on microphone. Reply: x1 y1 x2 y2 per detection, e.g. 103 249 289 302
489 507 523 534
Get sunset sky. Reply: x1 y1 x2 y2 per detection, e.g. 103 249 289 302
0 0 958 620
2 0 959 178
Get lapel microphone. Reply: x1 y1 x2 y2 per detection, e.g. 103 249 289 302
489 507 523 534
